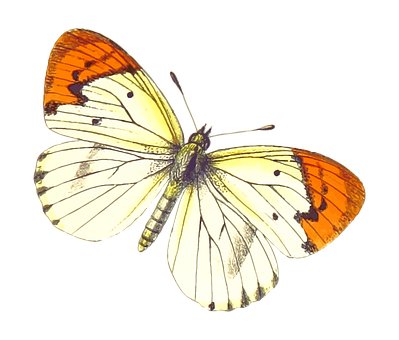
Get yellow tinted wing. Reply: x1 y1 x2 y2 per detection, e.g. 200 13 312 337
209 146 365 257
44 29 184 154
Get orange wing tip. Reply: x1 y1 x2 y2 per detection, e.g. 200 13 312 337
43 29 142 114
292 149 365 254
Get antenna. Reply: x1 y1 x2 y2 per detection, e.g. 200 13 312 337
169 71 277 139
169 71 198 131
209 123 277 139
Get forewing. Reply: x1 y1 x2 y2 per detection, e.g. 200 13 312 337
167 178 278 311
44 29 184 154
34 141 172 241
208 146 365 257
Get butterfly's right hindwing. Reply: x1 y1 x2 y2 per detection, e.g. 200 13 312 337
34 141 172 241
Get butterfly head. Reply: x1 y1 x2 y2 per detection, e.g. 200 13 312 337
188 125 212 151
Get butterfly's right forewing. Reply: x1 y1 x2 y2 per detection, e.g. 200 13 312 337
35 141 173 241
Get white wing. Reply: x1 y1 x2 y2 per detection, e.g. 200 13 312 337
167 177 278 311
35 141 172 241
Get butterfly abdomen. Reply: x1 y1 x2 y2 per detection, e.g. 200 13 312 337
138 179 183 252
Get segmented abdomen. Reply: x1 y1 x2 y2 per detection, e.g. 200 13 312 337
138 180 182 252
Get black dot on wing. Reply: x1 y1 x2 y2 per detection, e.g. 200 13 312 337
274 170 280 176
68 82 83 96
91 118 102 126
85 61 95 68
273 213 278 220
318 197 327 212
127 91 134 98
72 70 80 81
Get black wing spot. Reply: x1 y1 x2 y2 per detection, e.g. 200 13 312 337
43 205 52 213
241 289 250 308
292 154 303 166
302 240 318 254
36 186 48 196
321 184 328 195
68 82 83 96
255 283 267 301
85 61 95 68
208 302 215 311
127 91 134 98
92 118 102 126
294 211 301 223
272 213 278 220
274 170 280 176
72 70 80 81
294 206 319 223
302 206 319 222
34 171 47 183
318 197 327 212
38 152 48 162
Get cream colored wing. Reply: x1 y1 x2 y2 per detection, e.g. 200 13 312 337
167 177 278 311
44 70 183 154
34 141 172 241
44 29 183 154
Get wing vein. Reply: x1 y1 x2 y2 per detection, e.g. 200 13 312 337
206 168 290 255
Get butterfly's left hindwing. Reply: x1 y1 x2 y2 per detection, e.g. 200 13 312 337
168 179 278 311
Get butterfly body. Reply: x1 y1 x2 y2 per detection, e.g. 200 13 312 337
138 125 212 251
35 29 365 311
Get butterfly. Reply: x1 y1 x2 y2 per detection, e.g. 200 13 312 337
34 29 365 311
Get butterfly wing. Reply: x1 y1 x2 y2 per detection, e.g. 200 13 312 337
34 141 173 240
167 145 364 310
44 29 183 154
167 177 278 311
35 29 183 240
208 146 365 257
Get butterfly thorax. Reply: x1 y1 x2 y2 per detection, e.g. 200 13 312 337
170 126 211 183
138 125 211 251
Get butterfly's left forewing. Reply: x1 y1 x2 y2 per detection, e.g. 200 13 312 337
208 146 365 257
168 178 278 311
